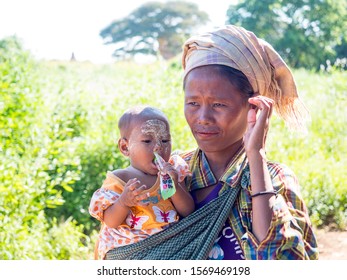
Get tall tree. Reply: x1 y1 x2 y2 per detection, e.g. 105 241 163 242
226 0 347 70
100 1 209 60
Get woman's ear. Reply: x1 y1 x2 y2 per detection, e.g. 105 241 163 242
118 138 129 156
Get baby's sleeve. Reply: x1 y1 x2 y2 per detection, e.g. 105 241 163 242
88 188 120 222
169 154 192 183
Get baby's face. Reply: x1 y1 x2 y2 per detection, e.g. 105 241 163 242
140 119 171 155
127 118 171 175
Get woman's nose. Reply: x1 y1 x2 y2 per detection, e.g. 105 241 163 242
197 106 213 124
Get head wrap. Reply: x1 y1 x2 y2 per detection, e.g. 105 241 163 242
182 25 309 131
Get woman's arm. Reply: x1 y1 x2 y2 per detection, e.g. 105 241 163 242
247 150 276 241
242 96 318 258
237 163 319 259
243 96 276 241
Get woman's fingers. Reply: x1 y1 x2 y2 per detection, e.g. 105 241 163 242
248 96 273 114
247 107 257 125
247 96 273 127
244 96 274 153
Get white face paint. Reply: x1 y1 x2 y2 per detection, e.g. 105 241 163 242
141 119 171 154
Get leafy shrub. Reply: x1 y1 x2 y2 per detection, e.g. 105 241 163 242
267 69 347 229
0 37 92 259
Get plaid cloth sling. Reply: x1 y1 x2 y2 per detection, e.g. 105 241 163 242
105 183 241 260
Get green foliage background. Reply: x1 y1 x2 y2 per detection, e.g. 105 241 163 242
226 0 347 70
1 37 346 259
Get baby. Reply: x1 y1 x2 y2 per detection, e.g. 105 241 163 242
89 105 194 259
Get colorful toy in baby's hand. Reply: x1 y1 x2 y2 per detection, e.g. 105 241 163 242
153 152 176 200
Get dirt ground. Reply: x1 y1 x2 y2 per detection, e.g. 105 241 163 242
316 228 347 260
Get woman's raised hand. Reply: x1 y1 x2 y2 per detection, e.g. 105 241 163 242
243 96 274 156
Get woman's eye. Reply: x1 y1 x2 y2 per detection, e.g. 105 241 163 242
187 101 198 106
142 140 151 144
213 103 225 107
162 139 171 144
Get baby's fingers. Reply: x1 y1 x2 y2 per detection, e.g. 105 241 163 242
160 162 175 174
124 178 140 191
134 190 150 206
132 184 149 195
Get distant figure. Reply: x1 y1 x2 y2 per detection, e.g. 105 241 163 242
70 52 76 62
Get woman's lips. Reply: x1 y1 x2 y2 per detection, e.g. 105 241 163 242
194 128 219 139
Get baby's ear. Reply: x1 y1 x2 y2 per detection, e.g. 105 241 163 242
118 138 129 156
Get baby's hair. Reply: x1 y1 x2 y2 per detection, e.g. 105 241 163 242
118 105 169 139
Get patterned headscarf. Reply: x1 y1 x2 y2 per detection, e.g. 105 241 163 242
182 25 309 131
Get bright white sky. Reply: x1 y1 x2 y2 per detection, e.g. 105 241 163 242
0 0 237 63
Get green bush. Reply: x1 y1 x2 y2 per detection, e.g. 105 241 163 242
267 69 347 229
0 37 92 259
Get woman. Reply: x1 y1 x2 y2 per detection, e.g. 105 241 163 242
180 24 318 260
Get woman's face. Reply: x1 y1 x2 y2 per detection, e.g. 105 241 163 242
184 66 250 155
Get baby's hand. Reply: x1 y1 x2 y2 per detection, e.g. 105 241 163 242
159 162 178 186
118 178 149 207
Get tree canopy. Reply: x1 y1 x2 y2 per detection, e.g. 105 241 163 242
226 0 347 70
100 1 209 60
